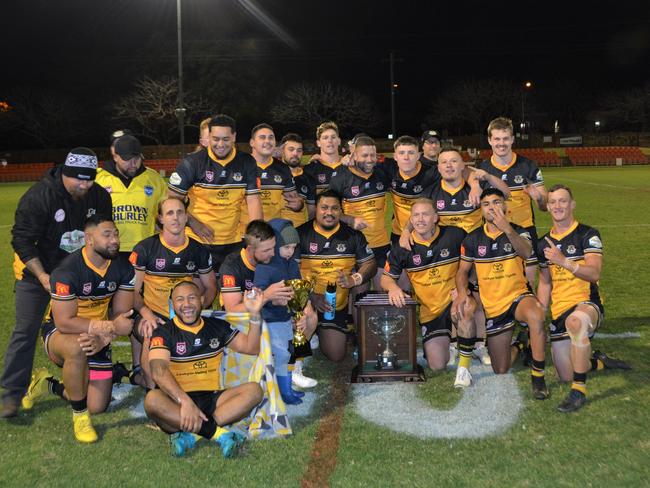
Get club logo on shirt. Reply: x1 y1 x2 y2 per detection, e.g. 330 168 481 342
186 261 196 271
82 282 92 295
210 338 220 349
514 175 524 184
176 342 187 355
274 175 282 183
155 258 166 270
463 200 472 208
413 254 421 265
205 170 214 182
233 172 243 182
169 172 182 186
245 280 253 290
436 200 445 210
440 249 450 258
366 245 373 255
87 208 96 218
377 182 384 191
107 282 117 292
144 185 154 197
318 174 326 183
336 243 347 253
309 242 318 253
588 236 602 249
54 209 66 222
301 185 308 194
567 245 576 254
413 185 423 193
351 186 360 196
478 245 487 257
504 243 513 252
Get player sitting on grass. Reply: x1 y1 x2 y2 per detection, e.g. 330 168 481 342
144 281 263 458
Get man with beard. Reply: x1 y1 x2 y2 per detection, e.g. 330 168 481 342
304 121 343 194
239 124 302 234
279 133 316 228
420 130 443 166
168 114 262 279
297 190 376 362
329 136 391 288
129 197 217 388
26 216 134 442
145 281 264 458
2 148 112 418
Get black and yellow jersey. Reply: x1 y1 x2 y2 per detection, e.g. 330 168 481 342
478 153 544 228
303 159 342 194
219 248 255 296
240 157 296 233
460 224 533 318
384 226 465 322
168 147 259 246
95 162 167 252
538 221 603 320
150 316 238 392
329 166 391 248
49 247 135 321
425 180 483 233
130 234 213 318
281 167 315 228
385 160 440 235
297 221 374 310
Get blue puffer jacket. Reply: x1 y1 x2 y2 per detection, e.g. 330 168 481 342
253 218 302 322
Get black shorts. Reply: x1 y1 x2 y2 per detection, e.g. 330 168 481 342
550 301 604 343
390 233 401 247
371 244 391 269
207 242 244 277
318 309 352 334
188 390 225 417
131 310 168 343
523 225 539 266
420 302 453 343
485 293 535 337
42 320 112 374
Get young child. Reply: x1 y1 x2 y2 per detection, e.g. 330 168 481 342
254 219 317 405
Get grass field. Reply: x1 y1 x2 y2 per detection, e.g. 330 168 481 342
1 166 650 487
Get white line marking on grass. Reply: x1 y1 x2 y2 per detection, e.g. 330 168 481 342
558 177 636 190
113 341 131 347
594 332 641 339
352 364 522 439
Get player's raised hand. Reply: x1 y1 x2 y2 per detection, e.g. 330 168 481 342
244 287 264 314
490 205 511 232
543 236 566 265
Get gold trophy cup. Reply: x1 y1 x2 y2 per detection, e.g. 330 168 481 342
285 279 314 346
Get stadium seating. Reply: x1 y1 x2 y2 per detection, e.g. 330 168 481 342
565 147 648 166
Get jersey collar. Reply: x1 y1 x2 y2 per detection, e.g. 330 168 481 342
257 157 274 170
399 161 422 181
82 247 109 278
483 223 503 240
441 178 466 195
349 166 372 180
208 146 236 166
313 221 340 239
240 248 256 271
411 226 440 247
160 234 189 253
172 316 204 334
290 166 304 177
550 220 579 240
490 152 517 172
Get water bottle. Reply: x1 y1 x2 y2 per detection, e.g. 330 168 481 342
324 282 336 320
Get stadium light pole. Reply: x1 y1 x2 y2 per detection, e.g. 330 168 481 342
174 0 187 157
521 81 532 145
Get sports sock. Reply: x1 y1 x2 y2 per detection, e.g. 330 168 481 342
70 397 87 414
590 357 604 371
211 426 229 441
571 372 587 394
197 418 218 439
47 378 65 398
531 359 545 378
457 337 476 369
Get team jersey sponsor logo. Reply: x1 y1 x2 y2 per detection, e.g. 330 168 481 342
210 338 220 349
309 242 318 253
321 260 334 268
176 342 187 355
205 170 214 182
59 230 85 253
440 248 450 258
336 243 347 252
436 200 445 210
151 337 164 347
428 268 440 278
514 175 524 184
233 172 243 182
493 263 504 272
82 282 92 295
351 186 360 196
54 209 66 222
478 245 487 257
129 252 138 265
193 360 207 370
318 174 326 183
55 282 70 296
155 258 166 270
274 175 282 183
413 254 421 265
169 172 182 186
222 275 236 287
588 236 602 248
504 243 512 252
567 245 576 254
244 279 253 290
144 185 154 196
107 282 117 292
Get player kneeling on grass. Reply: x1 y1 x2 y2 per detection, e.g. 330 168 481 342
23 216 135 443
456 188 550 400
536 184 630 413
144 281 263 458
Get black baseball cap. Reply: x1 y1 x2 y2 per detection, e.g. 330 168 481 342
421 130 441 143
114 135 142 160
110 129 133 145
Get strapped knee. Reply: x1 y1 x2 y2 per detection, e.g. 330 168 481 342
567 310 591 348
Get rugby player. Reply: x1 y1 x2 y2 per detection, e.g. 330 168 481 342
297 190 377 362
304 121 342 194
3 148 112 418
144 281 263 458
381 199 472 384
239 123 302 234
279 133 316 228
456 189 549 399
130 197 217 388
168 114 262 278
537 184 629 412
24 216 134 442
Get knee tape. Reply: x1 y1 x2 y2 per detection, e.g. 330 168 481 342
568 310 592 348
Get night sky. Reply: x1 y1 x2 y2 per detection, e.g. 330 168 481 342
2 0 649 146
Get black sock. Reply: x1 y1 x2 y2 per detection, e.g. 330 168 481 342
47 378 65 399
531 359 545 378
70 397 87 413
197 418 217 439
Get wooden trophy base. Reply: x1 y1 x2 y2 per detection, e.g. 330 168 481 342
351 362 425 383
